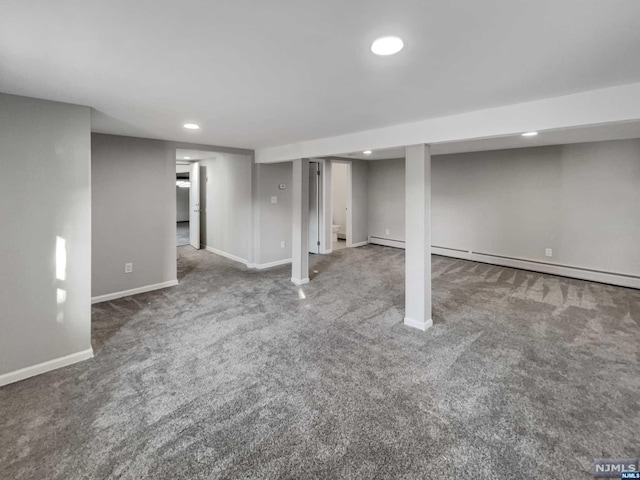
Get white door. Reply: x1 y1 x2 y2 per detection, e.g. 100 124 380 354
189 162 201 249
308 162 320 254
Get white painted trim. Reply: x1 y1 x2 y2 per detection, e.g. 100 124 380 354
404 317 433 331
248 258 292 270
92 280 179 304
0 348 94 387
321 248 333 254
369 236 405 249
291 277 310 285
255 82 640 163
431 247 640 289
205 246 249 265
350 241 369 248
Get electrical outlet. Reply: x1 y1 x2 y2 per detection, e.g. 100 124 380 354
385 228 390 235
280 240 285 248
545 248 553 257
271 196 278 204
124 262 133 273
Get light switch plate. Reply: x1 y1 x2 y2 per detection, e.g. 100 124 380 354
124 262 133 273
271 196 277 204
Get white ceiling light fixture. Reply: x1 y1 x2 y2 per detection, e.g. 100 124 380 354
184 156 191 159
371 36 404 56
183 123 200 130
522 131 538 137
363 150 372 155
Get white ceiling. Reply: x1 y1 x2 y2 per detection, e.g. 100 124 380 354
337 120 640 159
1 1 640 150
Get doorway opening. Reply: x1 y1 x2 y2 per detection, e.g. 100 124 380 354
175 149 210 251
331 160 351 250
176 164 191 246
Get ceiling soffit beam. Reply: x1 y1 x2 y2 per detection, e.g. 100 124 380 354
255 82 640 163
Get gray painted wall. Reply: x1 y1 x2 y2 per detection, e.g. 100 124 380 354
0 93 91 376
93 136 254 298
176 185 189 222
200 153 253 262
367 139 640 277
255 162 293 264
251 158 371 266
351 159 369 244
367 158 405 242
92 134 177 297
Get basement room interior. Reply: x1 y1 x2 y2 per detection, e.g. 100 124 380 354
0 1 639 479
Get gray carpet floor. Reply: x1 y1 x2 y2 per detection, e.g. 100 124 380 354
177 221 190 246
1 245 639 479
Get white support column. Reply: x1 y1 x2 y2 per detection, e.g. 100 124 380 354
291 158 310 285
404 144 433 331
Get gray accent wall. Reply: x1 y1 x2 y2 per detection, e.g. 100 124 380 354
92 134 178 297
255 162 293 264
92 135 254 298
0 93 92 376
250 158 370 265
200 153 253 262
367 158 405 242
367 139 640 278
350 159 369 244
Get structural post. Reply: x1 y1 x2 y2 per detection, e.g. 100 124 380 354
404 144 432 330
291 158 310 285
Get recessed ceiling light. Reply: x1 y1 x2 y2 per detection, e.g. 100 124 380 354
183 123 200 130
363 150 372 155
371 36 404 56
184 156 191 159
522 131 538 137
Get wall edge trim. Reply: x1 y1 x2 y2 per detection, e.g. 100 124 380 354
205 245 250 266
0 348 94 387
91 280 179 304
350 241 369 248
248 258 292 270
431 247 640 289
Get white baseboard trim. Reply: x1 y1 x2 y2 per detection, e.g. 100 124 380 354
291 277 310 286
432 247 640 289
206 247 293 271
321 249 333 254
92 280 179 304
205 246 250 266
404 317 433 331
369 236 405 249
350 241 369 248
248 258 292 270
0 348 94 387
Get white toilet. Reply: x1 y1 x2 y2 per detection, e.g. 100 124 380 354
332 224 341 243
